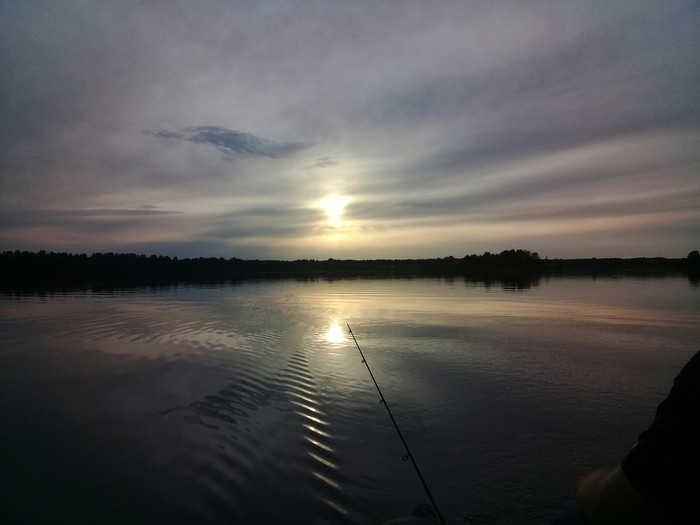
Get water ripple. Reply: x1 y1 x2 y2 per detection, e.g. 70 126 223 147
142 337 355 523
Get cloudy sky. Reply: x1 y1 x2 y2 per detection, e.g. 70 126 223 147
1 1 698 259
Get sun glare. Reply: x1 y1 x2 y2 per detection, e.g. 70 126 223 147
326 322 346 345
319 195 348 222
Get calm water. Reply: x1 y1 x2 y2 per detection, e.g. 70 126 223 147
1 277 698 524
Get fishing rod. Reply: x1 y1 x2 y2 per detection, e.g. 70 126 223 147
347 324 447 525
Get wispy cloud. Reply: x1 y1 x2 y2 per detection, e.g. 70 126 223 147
303 157 340 170
0 1 698 258
146 126 308 158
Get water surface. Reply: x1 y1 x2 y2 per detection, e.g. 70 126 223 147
1 277 698 524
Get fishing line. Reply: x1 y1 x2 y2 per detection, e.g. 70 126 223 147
347 324 447 525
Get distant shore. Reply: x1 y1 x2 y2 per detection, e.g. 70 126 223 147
1 249 698 291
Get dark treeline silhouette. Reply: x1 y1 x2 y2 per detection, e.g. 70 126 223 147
0 249 698 291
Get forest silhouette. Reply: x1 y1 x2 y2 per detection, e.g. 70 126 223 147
1 249 698 292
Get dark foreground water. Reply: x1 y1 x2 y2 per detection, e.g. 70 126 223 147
1 276 698 524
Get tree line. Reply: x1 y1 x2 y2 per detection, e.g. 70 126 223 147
0 249 697 289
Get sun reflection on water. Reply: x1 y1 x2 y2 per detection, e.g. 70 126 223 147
325 321 346 345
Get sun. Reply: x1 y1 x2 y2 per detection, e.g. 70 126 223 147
319 195 348 222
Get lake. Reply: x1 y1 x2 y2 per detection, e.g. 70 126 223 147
1 276 698 524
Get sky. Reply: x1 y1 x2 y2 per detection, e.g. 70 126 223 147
1 1 698 260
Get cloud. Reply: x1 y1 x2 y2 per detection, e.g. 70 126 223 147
145 126 308 158
0 207 183 241
0 1 698 259
303 157 340 170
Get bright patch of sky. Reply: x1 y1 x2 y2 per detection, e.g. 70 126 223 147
1 1 698 259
